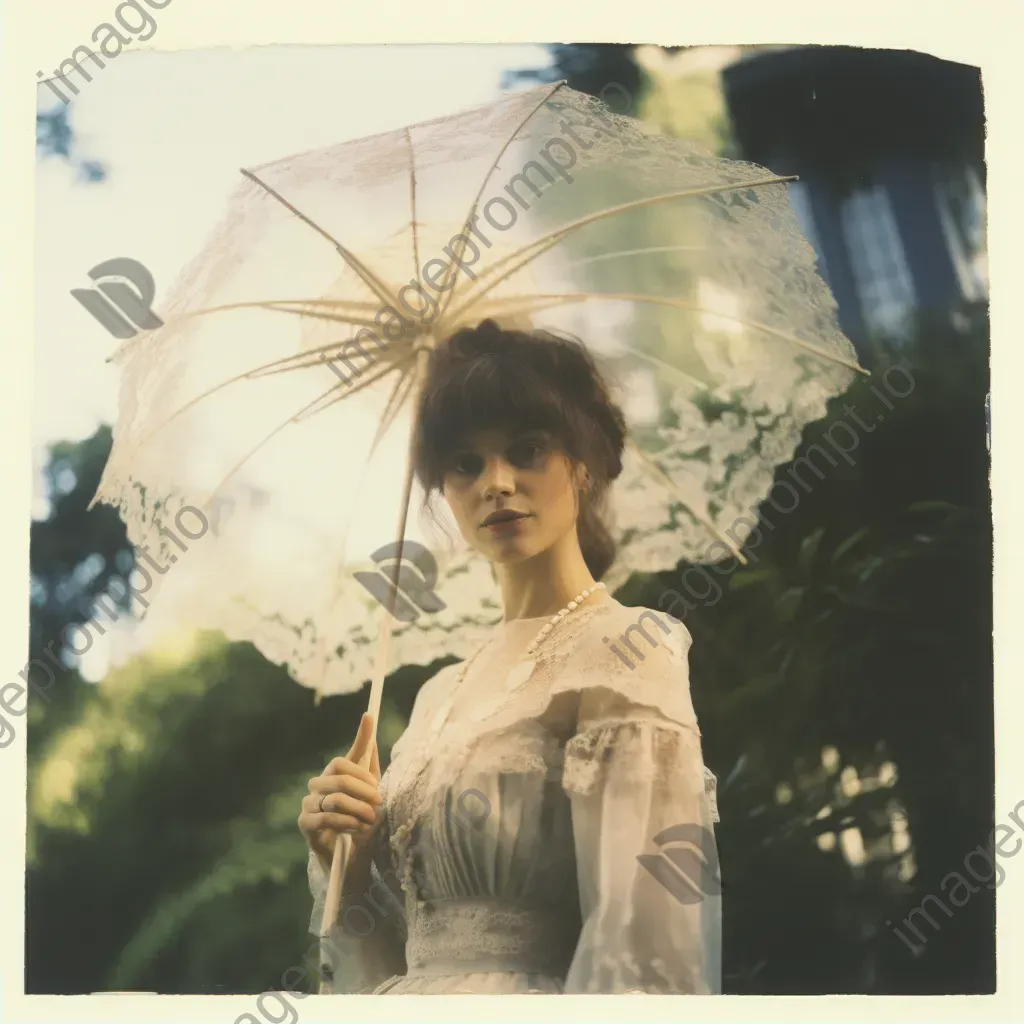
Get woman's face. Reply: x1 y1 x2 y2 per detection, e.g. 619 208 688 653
441 427 586 566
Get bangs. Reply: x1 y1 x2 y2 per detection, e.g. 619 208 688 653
417 354 573 482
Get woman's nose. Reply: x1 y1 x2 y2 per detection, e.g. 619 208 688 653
480 457 515 498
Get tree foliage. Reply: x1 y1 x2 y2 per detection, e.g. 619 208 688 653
36 103 107 182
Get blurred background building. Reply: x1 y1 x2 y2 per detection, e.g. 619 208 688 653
721 46 987 358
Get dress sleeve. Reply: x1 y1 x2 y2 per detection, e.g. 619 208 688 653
306 834 407 994
556 611 722 994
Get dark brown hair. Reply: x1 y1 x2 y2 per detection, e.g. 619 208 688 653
412 319 627 580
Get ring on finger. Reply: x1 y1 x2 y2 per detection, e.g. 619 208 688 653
318 793 328 814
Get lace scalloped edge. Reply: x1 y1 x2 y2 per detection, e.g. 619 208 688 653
561 718 720 822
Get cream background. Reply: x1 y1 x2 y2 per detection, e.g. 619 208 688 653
2 1 1021 1021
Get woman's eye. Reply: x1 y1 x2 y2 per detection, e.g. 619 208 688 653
451 453 481 475
510 440 544 466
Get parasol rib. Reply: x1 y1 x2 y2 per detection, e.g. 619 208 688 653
625 438 749 565
606 343 712 392
559 244 714 268
130 336 409 453
245 331 409 380
240 168 402 312
195 356 411 516
405 127 422 281
368 364 418 458
242 303 382 331
435 80 568 322
104 298 388 366
292 352 416 422
445 175 799 323
466 291 869 375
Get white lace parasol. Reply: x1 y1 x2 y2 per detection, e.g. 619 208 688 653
90 82 864 698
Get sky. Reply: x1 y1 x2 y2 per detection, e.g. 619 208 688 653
33 43 553 679
33 43 552 507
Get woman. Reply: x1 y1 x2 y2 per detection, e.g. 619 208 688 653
297 318 721 995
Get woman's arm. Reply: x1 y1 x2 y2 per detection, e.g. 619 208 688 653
557 621 722 994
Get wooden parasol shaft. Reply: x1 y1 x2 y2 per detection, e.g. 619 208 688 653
318 346 430 990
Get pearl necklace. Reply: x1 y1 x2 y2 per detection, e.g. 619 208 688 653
428 582 608 734
522 581 608 657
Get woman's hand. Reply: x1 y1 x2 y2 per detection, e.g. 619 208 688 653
299 712 383 870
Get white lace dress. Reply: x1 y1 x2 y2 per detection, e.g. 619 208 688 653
307 598 721 995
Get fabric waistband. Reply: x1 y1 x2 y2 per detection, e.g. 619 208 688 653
404 898 576 977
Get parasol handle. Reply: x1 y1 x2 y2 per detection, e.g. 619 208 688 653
317 598 389 958
317 602 393 988
318 346 428 992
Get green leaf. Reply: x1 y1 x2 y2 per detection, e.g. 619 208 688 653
730 568 774 590
777 586 805 623
798 528 825 574
907 500 962 514
830 527 869 566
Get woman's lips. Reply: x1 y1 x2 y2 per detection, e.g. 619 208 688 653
483 513 531 533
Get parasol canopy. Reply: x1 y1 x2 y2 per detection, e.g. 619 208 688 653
90 81 865 698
